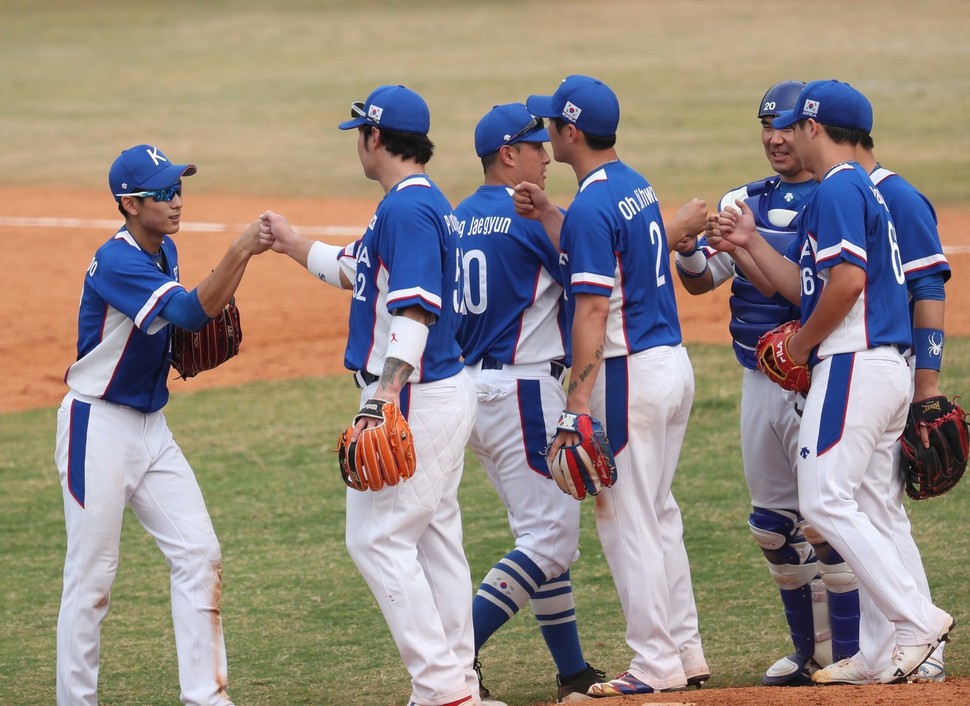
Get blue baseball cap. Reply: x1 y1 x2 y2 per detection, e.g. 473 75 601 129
474 103 550 157
109 144 196 202
526 75 620 138
772 80 873 133
338 84 431 136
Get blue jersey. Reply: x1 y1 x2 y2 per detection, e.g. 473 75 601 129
65 228 186 412
701 176 816 369
785 162 911 361
869 167 950 287
454 185 567 366
560 160 681 358
344 175 464 382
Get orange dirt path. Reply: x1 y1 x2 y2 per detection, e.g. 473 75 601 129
1 186 967 415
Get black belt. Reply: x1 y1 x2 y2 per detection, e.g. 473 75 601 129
353 370 380 388
481 355 566 381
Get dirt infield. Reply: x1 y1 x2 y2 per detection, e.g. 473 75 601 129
3 187 967 415
570 679 970 706
2 187 968 702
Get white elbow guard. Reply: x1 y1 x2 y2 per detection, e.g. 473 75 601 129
307 241 348 288
675 248 708 277
387 314 429 370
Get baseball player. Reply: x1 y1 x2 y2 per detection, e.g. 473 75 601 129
259 85 493 706
673 81 861 686
809 127 952 685
453 102 604 703
516 75 709 696
714 80 953 684
54 144 269 706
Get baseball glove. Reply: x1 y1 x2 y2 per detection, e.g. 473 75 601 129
170 298 243 380
335 398 416 492
547 412 618 500
900 395 969 500
756 320 810 394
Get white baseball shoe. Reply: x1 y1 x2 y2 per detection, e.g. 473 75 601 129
812 657 875 686
878 612 954 684
762 652 820 686
909 655 945 683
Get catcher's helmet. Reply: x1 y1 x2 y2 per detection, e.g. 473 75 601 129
758 80 806 119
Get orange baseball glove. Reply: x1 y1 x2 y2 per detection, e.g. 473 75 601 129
336 399 416 491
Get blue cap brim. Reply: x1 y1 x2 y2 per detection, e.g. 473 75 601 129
338 117 367 130
139 164 197 190
514 126 550 144
772 110 799 130
526 95 558 119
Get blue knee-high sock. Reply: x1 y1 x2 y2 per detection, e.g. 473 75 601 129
474 549 546 652
531 570 586 677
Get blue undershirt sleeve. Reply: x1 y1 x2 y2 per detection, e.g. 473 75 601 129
160 289 209 330
908 272 946 302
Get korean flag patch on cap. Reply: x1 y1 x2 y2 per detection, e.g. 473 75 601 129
562 100 582 123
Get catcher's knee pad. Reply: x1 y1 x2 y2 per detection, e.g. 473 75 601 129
802 522 860 661
750 507 819 660
749 508 817 589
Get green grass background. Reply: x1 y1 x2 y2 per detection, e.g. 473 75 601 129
2 343 969 705
1 1 969 704
1 0 969 208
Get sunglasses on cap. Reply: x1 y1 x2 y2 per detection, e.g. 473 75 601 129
351 101 367 119
504 114 545 146
115 181 183 202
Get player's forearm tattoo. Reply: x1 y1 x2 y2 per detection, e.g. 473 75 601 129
381 358 414 388
567 345 604 395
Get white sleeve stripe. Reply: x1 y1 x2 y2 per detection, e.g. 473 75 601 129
134 281 182 329
903 253 949 273
571 271 615 288
816 240 865 264
387 286 442 310
841 240 867 261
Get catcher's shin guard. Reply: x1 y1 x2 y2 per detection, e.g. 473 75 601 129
749 508 819 661
803 523 860 662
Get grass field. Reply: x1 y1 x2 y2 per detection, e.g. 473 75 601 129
1 1 969 206
1 342 968 705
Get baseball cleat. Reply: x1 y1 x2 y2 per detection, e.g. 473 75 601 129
686 671 711 688
762 652 820 687
473 657 496 701
586 671 654 697
812 657 875 685
909 655 945 683
683 657 710 688
556 663 605 702
878 613 954 684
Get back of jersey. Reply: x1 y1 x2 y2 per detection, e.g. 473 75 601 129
561 160 681 357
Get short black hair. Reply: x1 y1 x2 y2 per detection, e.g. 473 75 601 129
551 117 616 150
816 121 869 147
480 150 500 173
361 124 434 164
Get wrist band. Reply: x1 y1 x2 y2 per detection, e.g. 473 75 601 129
387 314 429 370
675 249 707 277
913 327 944 371
307 241 347 287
